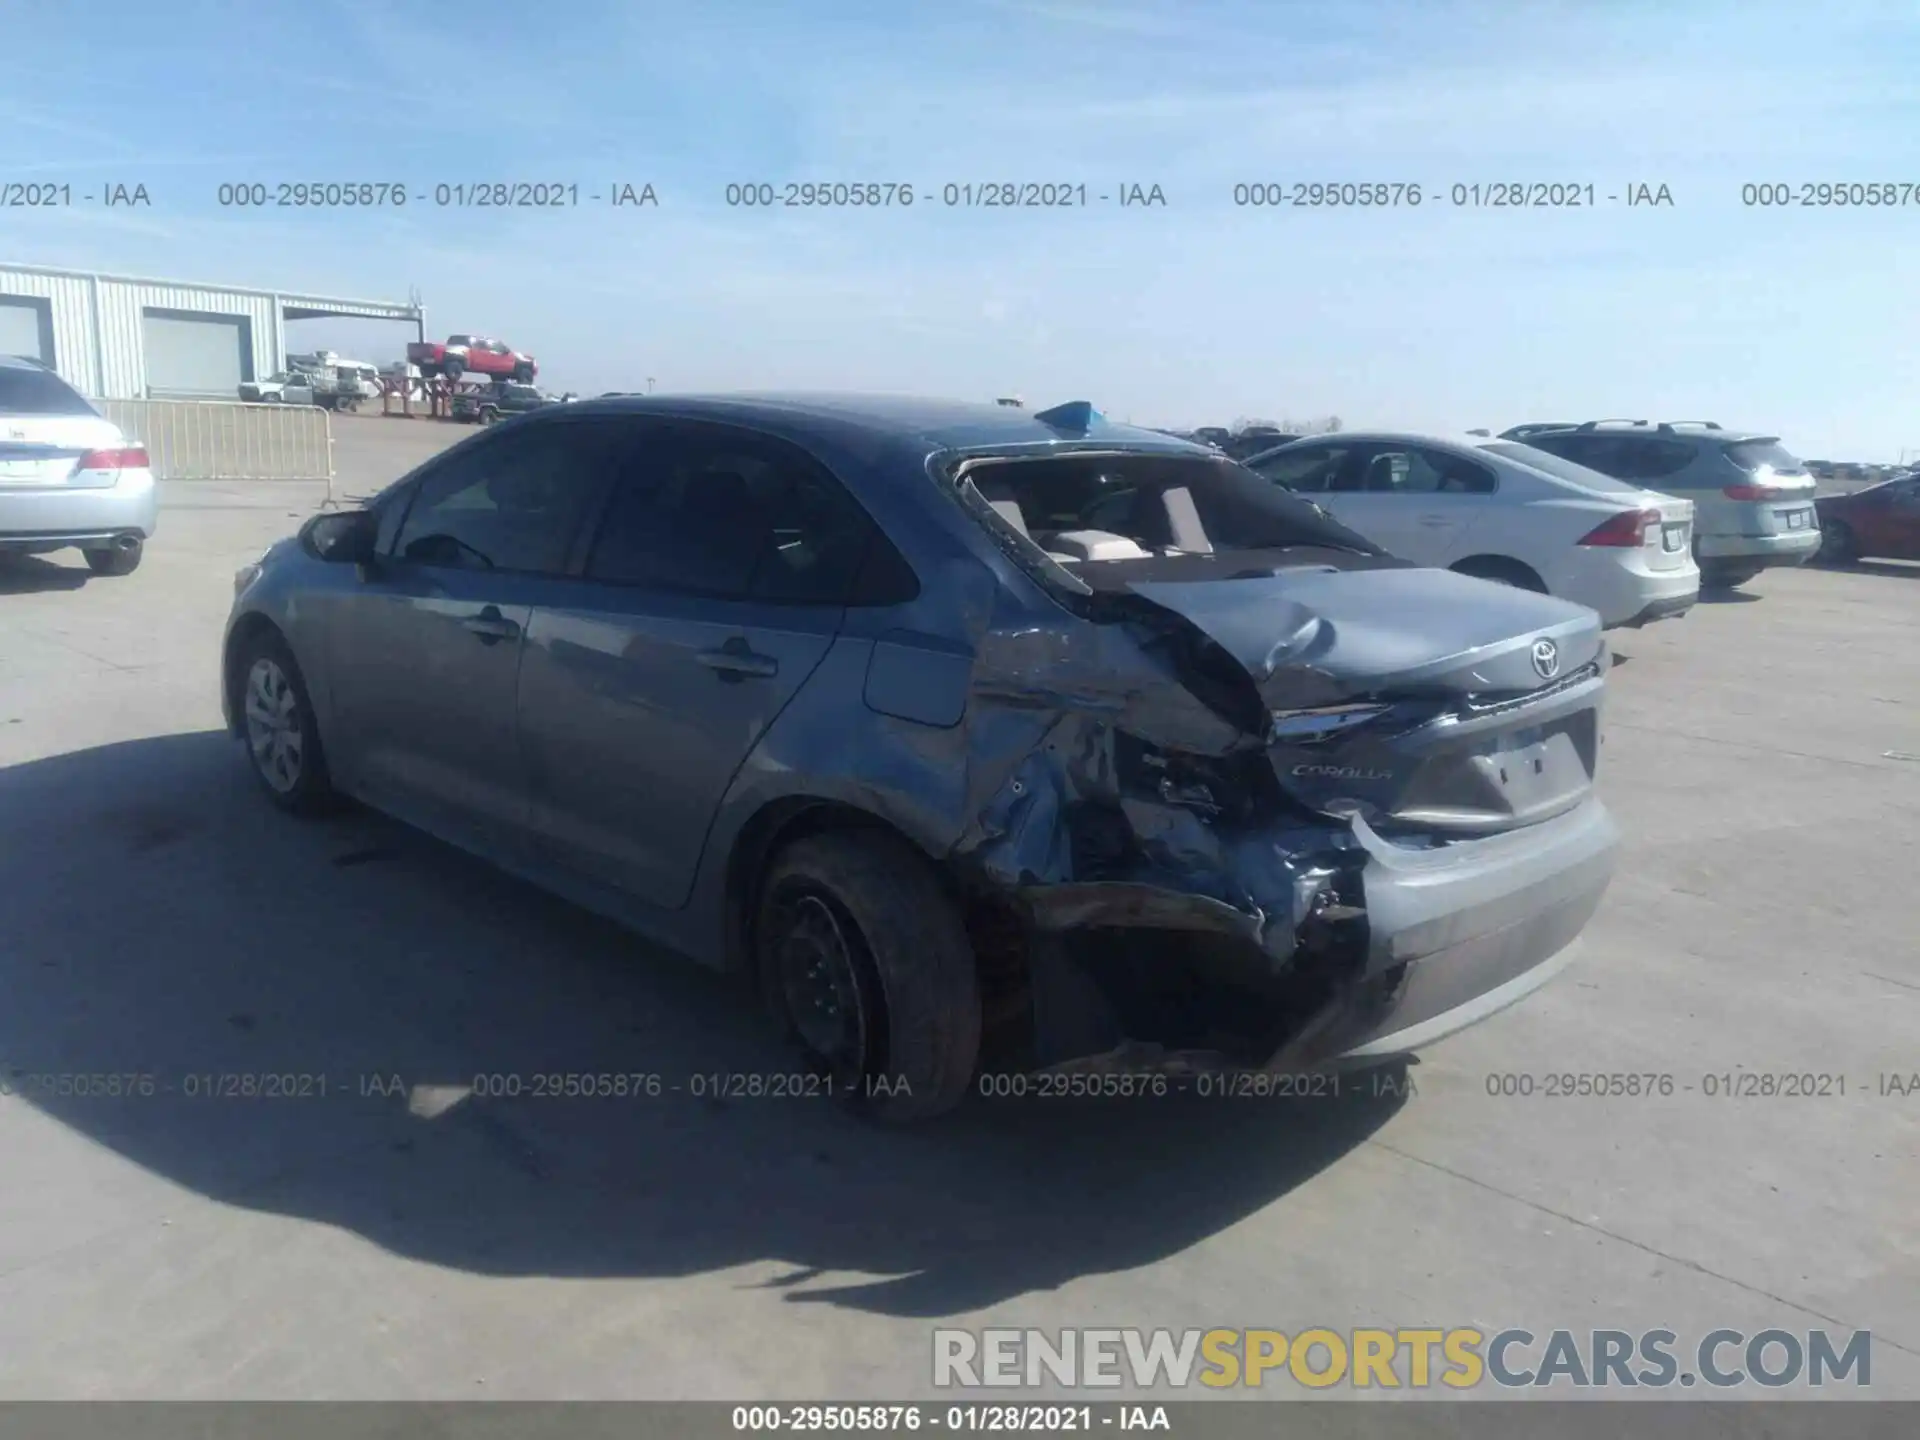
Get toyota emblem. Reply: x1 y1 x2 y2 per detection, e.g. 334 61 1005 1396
1530 638 1560 680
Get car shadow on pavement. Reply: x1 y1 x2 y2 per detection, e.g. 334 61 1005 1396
0 731 1404 1319
1697 589 1762 605
1848 560 1920 581
0 555 90 593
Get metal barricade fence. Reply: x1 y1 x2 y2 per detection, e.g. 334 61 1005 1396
95 399 335 496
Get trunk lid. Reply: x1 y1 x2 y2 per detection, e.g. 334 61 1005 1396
1127 565 1607 836
1640 490 1695 570
0 414 127 488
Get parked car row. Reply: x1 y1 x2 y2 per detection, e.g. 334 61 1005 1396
1241 428 1701 630
1232 417 1864 632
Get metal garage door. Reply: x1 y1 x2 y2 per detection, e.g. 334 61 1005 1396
140 308 250 398
0 297 53 363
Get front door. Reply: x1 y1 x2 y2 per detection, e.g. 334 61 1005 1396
324 421 608 861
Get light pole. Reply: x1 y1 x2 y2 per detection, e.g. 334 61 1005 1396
646 376 656 394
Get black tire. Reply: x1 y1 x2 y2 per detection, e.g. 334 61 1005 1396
479 406 500 426
1816 518 1856 566
443 357 464 380
756 830 981 1123
512 363 534 382
1451 556 1547 592
1700 563 1760 591
235 629 337 815
83 541 142 576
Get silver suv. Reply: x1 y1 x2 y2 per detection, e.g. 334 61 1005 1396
1499 421 1819 589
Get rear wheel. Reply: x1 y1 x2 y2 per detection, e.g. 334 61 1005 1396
1700 563 1761 590
443 357 464 380
83 540 142 576
1450 556 1547 592
1816 518 1856 566
756 831 981 1123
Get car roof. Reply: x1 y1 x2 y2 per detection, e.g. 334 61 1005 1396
555 392 1210 455
1512 421 1774 444
0 353 54 372
1245 429 1508 463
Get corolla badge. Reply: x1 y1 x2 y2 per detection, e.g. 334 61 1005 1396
1291 764 1393 781
1530 637 1560 680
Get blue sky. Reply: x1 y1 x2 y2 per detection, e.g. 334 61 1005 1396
5 0 1919 458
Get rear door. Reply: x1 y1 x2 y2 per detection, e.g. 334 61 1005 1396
1314 443 1494 563
1245 441 1358 524
324 419 616 860
515 420 872 909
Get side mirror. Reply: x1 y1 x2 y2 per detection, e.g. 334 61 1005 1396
300 509 378 565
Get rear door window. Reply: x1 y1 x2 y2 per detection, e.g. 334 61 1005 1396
1532 434 1695 483
584 424 884 605
1247 444 1353 493
1350 445 1496 495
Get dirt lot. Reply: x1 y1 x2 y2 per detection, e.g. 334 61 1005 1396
0 435 1914 1400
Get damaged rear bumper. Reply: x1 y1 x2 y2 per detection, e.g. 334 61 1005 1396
1315 797 1617 1062
1018 796 1619 1076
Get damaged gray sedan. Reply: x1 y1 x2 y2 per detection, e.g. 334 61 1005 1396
222 394 1619 1121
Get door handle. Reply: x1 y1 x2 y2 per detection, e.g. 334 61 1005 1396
1416 514 1454 527
461 605 521 643
696 637 778 680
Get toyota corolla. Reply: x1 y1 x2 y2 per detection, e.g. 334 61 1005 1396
222 395 1620 1121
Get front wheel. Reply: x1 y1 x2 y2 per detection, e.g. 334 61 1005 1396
237 631 337 814
756 831 981 1123
443 357 464 380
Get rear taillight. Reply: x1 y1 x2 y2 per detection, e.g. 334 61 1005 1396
1578 507 1659 547
74 446 149 471
1722 483 1785 501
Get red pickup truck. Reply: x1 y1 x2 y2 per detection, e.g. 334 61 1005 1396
405 334 538 382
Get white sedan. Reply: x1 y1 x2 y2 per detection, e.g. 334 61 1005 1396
1241 430 1699 629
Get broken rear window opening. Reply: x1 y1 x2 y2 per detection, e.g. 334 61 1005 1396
950 450 1382 594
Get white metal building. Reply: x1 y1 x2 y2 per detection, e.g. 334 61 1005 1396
0 261 424 400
